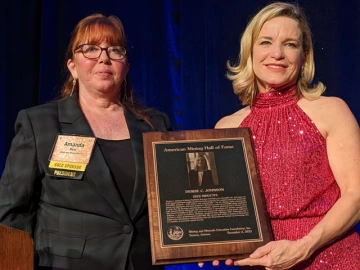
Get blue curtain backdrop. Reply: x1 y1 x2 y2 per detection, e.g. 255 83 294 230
1 0 359 269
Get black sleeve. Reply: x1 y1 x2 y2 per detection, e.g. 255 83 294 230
0 110 42 235
150 110 172 132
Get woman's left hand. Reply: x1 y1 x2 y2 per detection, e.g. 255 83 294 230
233 239 311 270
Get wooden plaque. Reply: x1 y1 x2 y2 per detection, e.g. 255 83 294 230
143 128 272 265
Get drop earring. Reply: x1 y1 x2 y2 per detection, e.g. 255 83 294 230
70 79 76 96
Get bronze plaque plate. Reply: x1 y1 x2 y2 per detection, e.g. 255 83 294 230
143 128 272 265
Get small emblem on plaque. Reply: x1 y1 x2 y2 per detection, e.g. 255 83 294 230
167 225 184 240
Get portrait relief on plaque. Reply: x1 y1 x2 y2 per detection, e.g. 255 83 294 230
186 152 219 187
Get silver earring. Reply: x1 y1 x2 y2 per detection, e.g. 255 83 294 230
301 66 304 77
70 79 76 96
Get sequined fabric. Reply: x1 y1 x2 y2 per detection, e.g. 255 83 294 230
240 86 360 269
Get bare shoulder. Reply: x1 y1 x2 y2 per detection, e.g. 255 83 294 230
215 106 251 129
300 96 355 119
299 96 359 137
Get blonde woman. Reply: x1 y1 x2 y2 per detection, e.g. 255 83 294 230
213 2 360 269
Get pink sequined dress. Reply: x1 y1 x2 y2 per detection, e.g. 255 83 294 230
239 86 360 269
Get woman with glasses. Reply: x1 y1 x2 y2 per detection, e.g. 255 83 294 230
0 14 170 270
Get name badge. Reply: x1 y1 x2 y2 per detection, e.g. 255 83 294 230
47 134 96 179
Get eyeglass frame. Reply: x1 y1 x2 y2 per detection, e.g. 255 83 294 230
75 44 127 60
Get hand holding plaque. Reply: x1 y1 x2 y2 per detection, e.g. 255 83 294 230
143 128 273 265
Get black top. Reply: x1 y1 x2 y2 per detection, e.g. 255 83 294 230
0 93 170 269
97 138 136 211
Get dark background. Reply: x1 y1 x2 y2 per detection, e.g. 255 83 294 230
1 1 359 269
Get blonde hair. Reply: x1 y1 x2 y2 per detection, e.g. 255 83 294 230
227 2 325 105
194 155 209 171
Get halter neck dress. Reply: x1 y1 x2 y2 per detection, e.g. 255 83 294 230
239 86 360 269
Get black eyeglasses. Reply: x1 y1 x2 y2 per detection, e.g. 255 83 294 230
76 44 127 60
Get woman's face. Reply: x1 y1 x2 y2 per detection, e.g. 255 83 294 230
252 16 304 92
67 41 129 96
196 156 206 168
